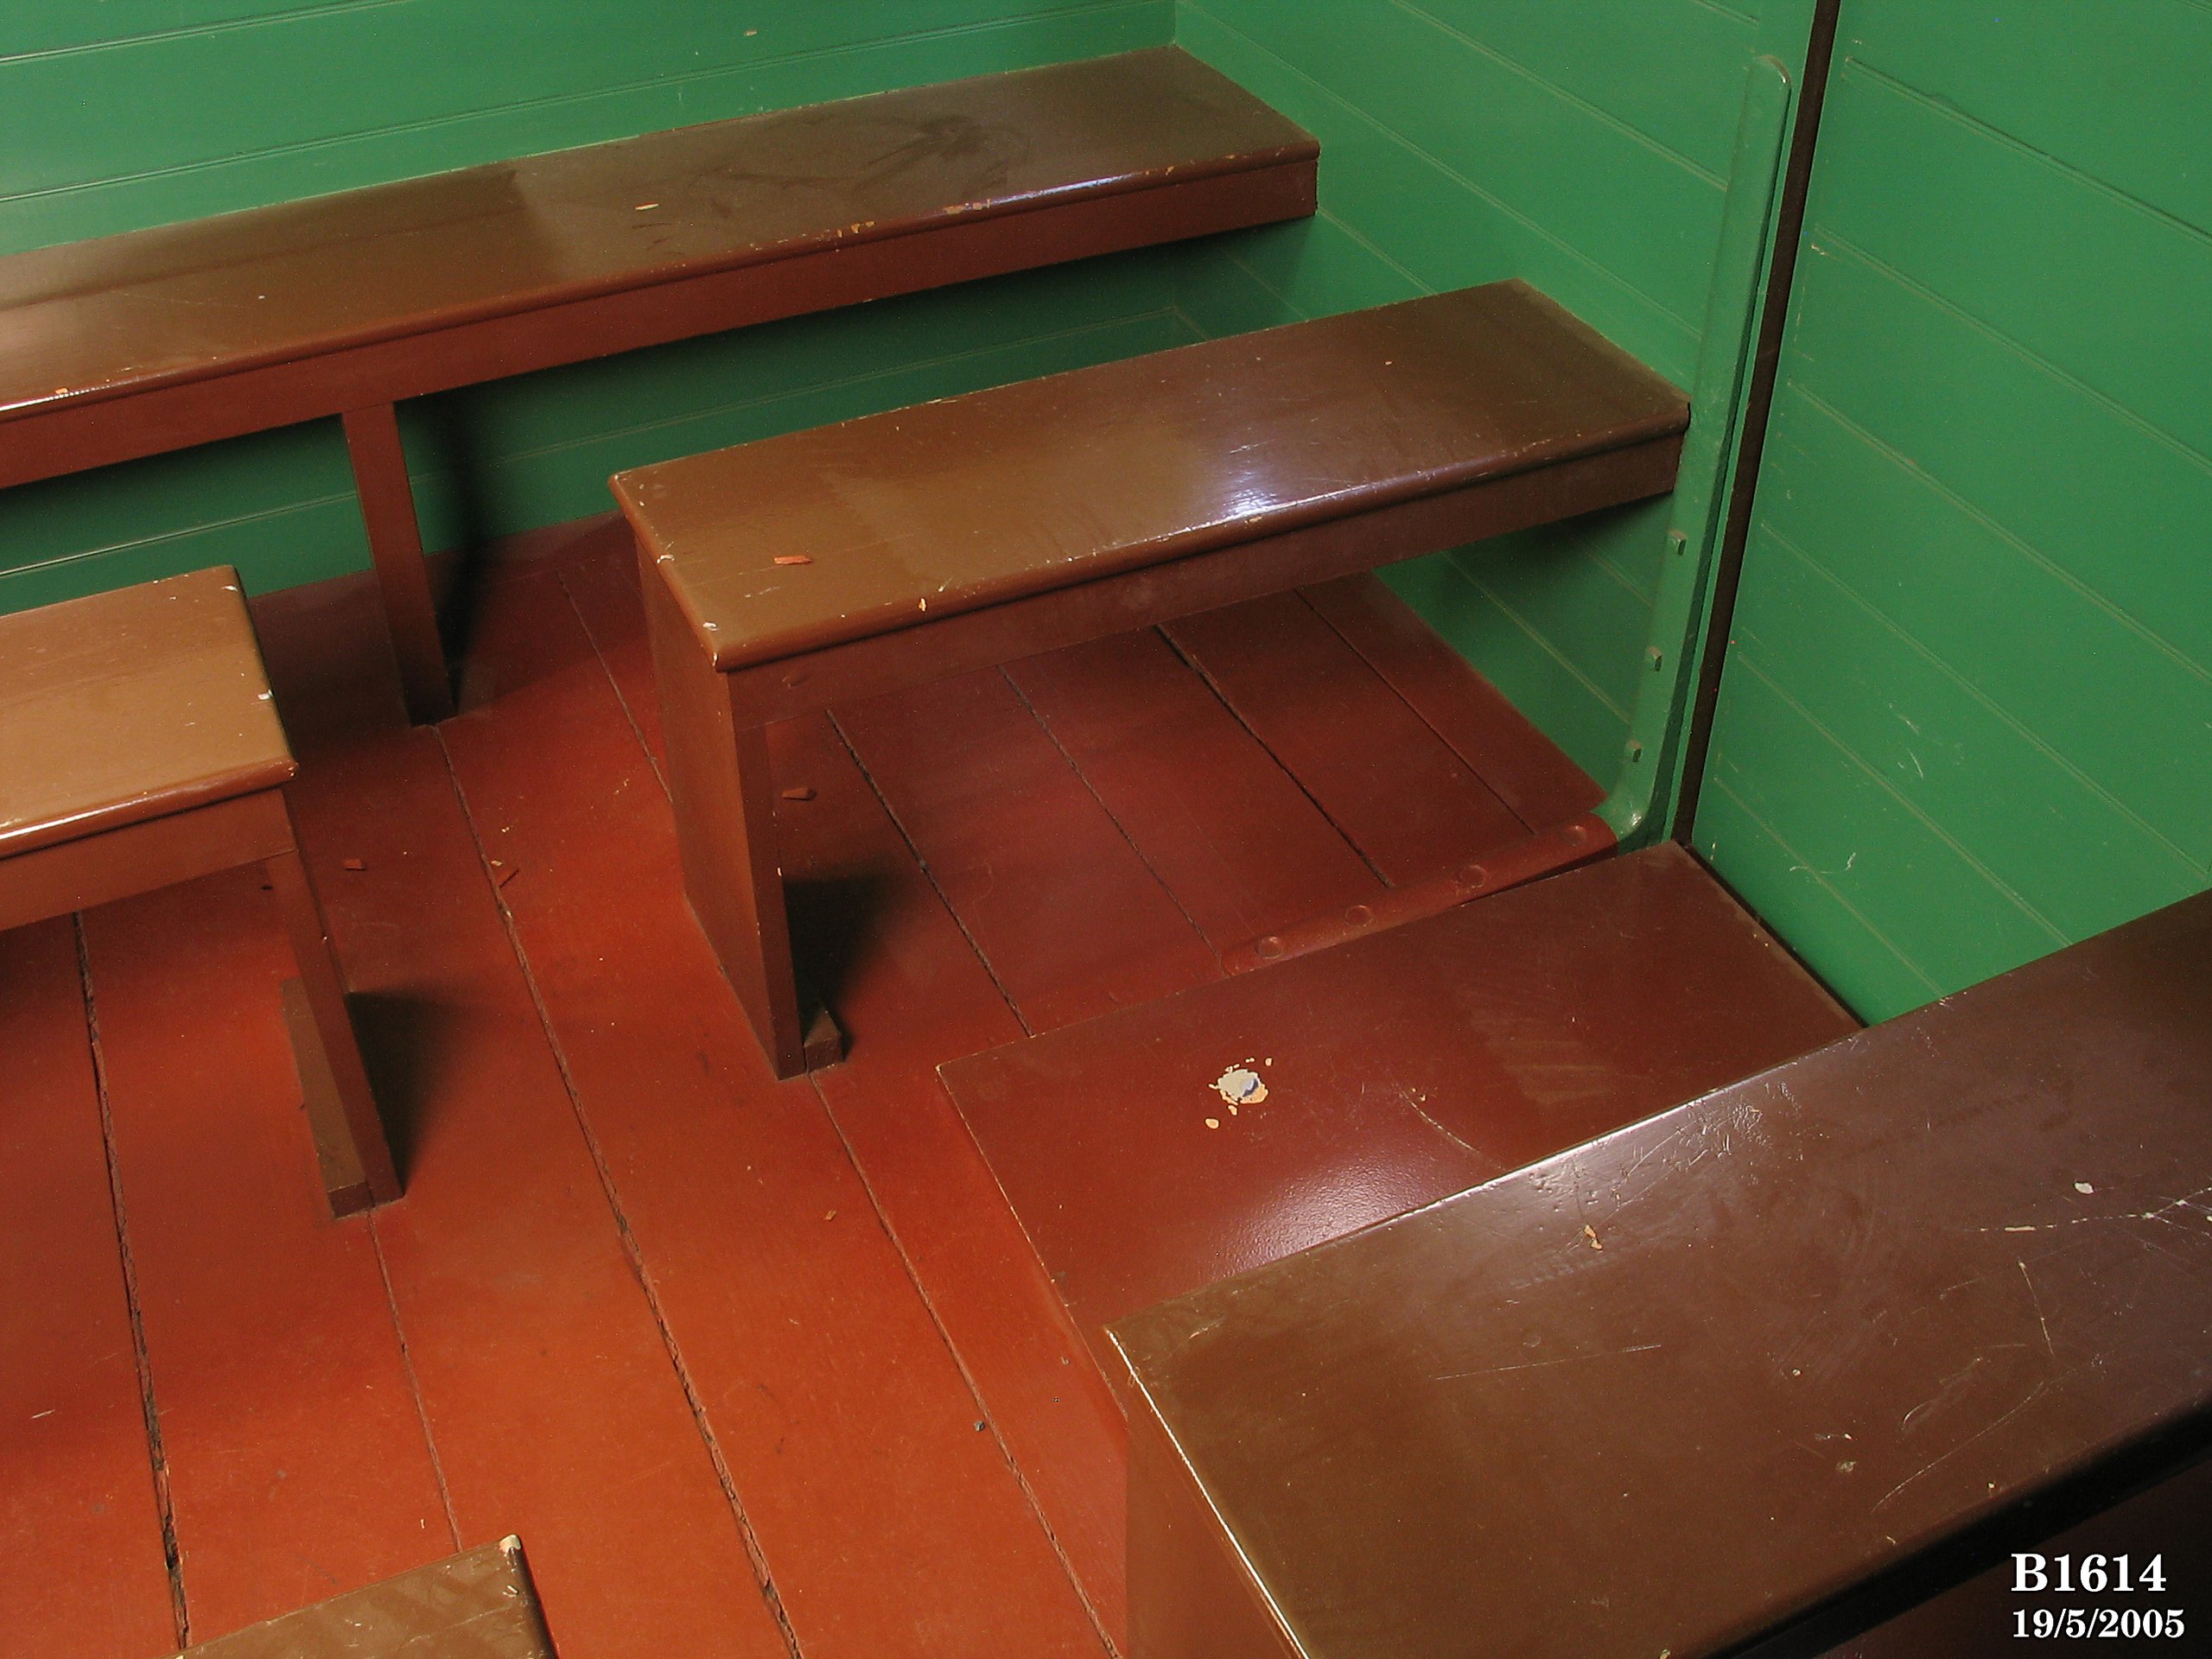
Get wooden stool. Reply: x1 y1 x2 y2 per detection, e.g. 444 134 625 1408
0 568 399 1216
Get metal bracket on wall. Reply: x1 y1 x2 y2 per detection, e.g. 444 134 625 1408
1600 54 1796 848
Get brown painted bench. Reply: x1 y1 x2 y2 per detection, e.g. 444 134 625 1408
0 568 397 1217
615 280 1689 1077
0 48 1317 724
1111 885 2212 1659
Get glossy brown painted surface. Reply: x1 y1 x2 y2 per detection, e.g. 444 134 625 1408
1114 886 2212 1659
0 568 293 857
620 281 1687 670
169 1538 552 1659
0 49 1312 423
940 845 1853 1374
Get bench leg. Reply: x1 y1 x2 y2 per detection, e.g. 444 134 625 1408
264 832 401 1216
342 403 454 726
639 548 842 1078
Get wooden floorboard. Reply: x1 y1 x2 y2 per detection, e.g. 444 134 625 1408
1167 592 1531 882
440 566 1109 1659
0 918 178 1659
1303 575 1605 830
557 542 1134 1648
262 582 791 1659
836 667 1222 1034
79 869 449 1643
1007 630 1384 951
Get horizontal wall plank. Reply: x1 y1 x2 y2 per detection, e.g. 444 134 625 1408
1840 0 2212 231
1789 238 2212 671
1731 528 2204 938
1754 397 2212 868
1399 0 1756 180
1703 658 2065 995
1812 61 2212 462
1201 2 1729 331
1693 776 1938 1020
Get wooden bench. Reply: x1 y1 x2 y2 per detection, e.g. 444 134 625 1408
615 280 1688 1077
0 569 398 1217
1110 884 2212 1659
0 48 1317 724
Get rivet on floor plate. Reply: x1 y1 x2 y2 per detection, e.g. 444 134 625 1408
1562 823 1589 846
1456 863 1488 887
1255 936 1284 959
1344 904 1373 926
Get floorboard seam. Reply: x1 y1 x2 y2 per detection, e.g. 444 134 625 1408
825 707 1036 1039
427 729 806 1659
809 1074 1121 1659
365 1220 462 1553
556 562 671 801
73 913 189 1650
1000 661 1224 976
1158 622 1397 889
1299 588 1542 836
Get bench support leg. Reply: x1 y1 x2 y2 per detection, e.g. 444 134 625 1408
639 549 842 1078
265 824 401 1217
342 403 455 727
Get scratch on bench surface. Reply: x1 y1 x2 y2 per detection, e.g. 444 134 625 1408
1873 1380 2053 1514
1433 1344 1661 1382
2017 1259 2055 1357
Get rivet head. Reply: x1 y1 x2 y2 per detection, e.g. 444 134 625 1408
1344 904 1374 926
1456 863 1489 888
1562 823 1588 847
1255 936 1284 959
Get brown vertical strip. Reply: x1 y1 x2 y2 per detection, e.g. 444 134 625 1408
341 404 454 726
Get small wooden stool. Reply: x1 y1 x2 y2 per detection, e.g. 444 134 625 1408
0 568 398 1216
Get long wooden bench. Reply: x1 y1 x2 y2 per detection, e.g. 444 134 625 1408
0 48 1317 723
1110 884 2212 1659
614 280 1688 1077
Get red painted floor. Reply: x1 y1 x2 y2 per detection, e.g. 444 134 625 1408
0 518 1603 1658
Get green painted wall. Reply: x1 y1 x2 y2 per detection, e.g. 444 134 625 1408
1164 0 1825 784
0 1 1174 609
1694 0 2212 1019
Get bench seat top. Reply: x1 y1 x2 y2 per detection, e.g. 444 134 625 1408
0 568 294 859
0 48 1312 424
1112 887 2212 1659
616 281 1688 671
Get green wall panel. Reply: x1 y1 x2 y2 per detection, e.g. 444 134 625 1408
1696 2 2212 1019
0 2 1173 608
1166 0 1816 783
